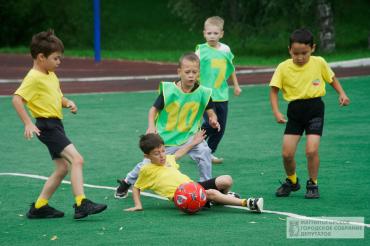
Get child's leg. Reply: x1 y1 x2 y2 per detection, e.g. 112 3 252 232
306 135 321 181
282 134 301 176
37 158 69 201
206 102 228 153
60 144 85 197
187 140 212 181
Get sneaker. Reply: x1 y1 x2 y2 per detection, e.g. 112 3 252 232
26 203 64 219
114 179 130 199
275 178 301 197
305 179 320 199
248 198 263 213
211 154 224 164
73 199 107 219
227 191 241 198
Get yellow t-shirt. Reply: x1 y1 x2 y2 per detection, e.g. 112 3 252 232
134 155 192 200
269 56 335 101
14 69 63 119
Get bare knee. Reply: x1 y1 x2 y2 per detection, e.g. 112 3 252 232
306 148 318 159
216 175 233 191
71 155 84 166
282 151 295 163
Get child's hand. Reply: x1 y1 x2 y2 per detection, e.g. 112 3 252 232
339 94 350 106
146 126 158 134
274 112 287 124
66 100 78 114
24 123 40 140
234 85 242 96
124 206 143 212
209 118 221 131
192 130 206 145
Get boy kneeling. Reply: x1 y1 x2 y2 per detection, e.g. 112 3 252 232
125 131 263 213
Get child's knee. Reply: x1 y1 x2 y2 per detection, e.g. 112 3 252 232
282 151 294 162
306 148 318 158
205 189 218 200
216 175 233 189
72 155 84 166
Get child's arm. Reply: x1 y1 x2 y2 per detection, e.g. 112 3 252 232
205 109 221 131
174 130 206 160
330 77 350 106
146 106 159 134
230 71 242 96
124 186 143 212
270 87 287 123
62 97 78 114
12 95 40 139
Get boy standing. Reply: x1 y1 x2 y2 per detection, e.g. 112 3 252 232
124 132 263 213
115 53 220 199
269 28 350 199
12 30 107 219
195 16 242 164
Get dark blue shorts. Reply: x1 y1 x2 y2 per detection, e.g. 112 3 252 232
285 97 325 136
36 118 71 159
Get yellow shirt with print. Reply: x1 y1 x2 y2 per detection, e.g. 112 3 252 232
134 155 192 200
269 56 335 101
15 69 63 119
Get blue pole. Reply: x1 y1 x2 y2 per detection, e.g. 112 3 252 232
93 0 101 62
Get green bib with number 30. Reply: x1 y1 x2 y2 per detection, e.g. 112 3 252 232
196 43 235 101
156 82 212 146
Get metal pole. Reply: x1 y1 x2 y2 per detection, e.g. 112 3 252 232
93 0 101 62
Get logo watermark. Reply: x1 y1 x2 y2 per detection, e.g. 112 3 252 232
287 217 364 239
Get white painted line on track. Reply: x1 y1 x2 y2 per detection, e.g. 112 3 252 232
1 172 369 228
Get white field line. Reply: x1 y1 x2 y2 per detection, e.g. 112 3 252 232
1 172 369 228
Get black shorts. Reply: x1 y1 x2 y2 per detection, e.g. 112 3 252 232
36 118 71 159
198 178 217 190
285 97 325 136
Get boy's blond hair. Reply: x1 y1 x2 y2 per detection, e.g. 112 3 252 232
204 16 224 30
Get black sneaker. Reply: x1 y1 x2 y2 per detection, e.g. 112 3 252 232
248 198 264 213
114 179 130 199
305 179 320 199
227 191 241 198
26 203 64 219
73 199 107 219
275 178 301 197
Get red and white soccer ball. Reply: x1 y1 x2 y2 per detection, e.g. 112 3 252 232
173 182 207 214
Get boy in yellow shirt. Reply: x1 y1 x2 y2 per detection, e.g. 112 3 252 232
124 131 263 213
269 28 350 199
13 30 107 219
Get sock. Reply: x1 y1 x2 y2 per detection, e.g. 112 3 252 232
287 173 297 184
242 199 248 207
75 194 86 206
35 198 48 209
311 179 318 185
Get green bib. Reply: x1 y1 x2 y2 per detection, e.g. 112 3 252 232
196 43 235 101
156 82 212 146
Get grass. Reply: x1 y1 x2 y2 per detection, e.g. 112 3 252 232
0 76 369 245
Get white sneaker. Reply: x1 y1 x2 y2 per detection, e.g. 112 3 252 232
248 198 263 213
211 154 224 164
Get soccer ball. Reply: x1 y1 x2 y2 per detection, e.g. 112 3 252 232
173 182 207 214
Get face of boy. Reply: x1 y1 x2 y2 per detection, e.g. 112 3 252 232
177 60 200 88
39 51 62 72
145 145 166 165
289 43 315 66
203 25 224 47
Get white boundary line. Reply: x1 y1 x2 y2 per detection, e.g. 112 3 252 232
0 172 369 228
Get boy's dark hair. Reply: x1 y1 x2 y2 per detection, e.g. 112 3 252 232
30 29 64 59
289 28 314 48
178 52 200 68
139 133 164 154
